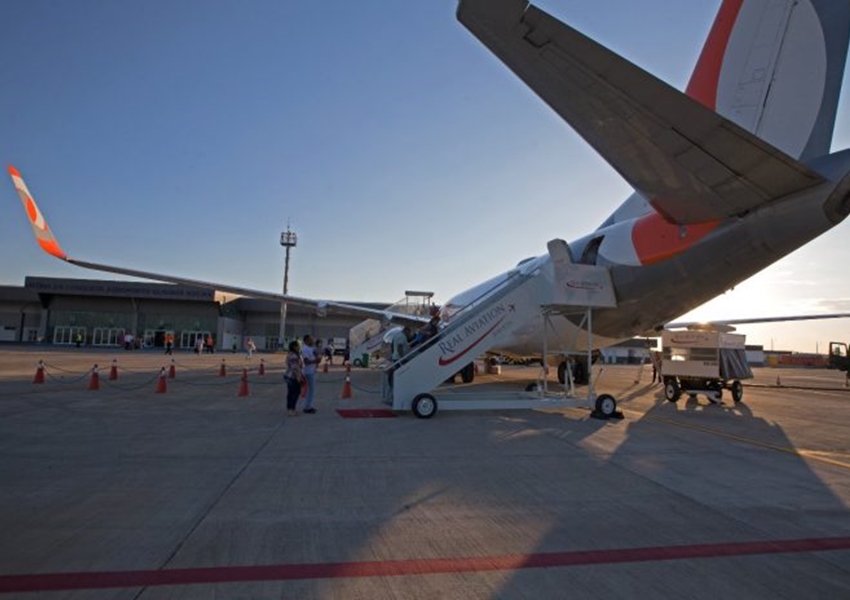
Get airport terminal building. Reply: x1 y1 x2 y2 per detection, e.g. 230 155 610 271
0 276 766 365
0 277 374 351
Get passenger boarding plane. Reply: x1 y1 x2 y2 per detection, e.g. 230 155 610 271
9 0 850 416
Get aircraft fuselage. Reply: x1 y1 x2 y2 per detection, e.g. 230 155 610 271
444 149 850 357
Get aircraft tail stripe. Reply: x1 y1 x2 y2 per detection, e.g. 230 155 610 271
684 0 850 161
632 213 720 266
685 0 744 109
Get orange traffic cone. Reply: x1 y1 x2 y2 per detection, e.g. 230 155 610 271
238 368 250 397
340 364 353 399
155 368 167 394
258 358 265 376
322 359 329 374
168 359 176 379
88 364 100 391
776 375 782 386
218 359 226 377
32 360 45 384
109 359 118 381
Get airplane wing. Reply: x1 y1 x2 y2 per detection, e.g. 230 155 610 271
666 313 850 332
457 0 825 224
7 166 430 327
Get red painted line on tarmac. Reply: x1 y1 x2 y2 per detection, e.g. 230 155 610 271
2 537 850 594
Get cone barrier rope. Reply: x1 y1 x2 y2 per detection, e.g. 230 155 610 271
33 360 45 384
238 368 250 397
109 359 118 381
88 364 100 391
340 364 353 399
168 359 176 379
219 359 226 377
155 368 167 394
258 359 265 376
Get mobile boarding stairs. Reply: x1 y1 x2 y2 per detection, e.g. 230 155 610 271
384 239 621 419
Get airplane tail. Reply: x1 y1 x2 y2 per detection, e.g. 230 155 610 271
687 0 850 162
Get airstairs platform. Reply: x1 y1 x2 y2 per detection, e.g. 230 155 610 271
386 239 621 418
348 291 435 367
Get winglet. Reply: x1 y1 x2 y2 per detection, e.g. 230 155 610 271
7 166 68 260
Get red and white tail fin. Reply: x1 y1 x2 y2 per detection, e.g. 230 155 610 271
7 166 67 260
687 0 850 161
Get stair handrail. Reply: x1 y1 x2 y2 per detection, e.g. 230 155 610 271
385 261 544 371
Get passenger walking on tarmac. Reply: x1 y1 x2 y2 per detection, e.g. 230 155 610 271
324 339 334 365
195 336 204 355
164 332 174 355
284 340 304 417
301 335 319 414
651 351 662 385
205 334 215 354
245 337 256 359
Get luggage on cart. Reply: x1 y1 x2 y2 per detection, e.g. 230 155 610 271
661 330 753 404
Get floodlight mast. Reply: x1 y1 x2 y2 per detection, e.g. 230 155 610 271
279 225 297 349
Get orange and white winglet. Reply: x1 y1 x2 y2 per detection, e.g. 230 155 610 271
8 166 67 260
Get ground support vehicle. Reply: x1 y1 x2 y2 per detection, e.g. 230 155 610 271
661 329 752 404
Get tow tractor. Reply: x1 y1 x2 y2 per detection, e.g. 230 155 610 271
828 342 850 387
829 341 850 372
661 328 752 404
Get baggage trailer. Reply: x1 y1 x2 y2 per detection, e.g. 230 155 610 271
661 329 753 404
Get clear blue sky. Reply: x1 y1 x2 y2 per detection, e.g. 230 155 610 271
2 0 849 352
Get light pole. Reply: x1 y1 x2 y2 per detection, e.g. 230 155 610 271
279 225 297 349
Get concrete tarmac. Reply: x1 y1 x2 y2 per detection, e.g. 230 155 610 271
1 346 850 598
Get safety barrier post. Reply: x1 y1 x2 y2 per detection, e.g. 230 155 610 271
238 368 250 397
88 364 100 391
340 363 353 399
155 368 167 394
32 359 45 384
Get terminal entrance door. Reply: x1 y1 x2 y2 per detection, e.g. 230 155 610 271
144 330 173 348
53 326 86 345
180 330 209 350
92 327 125 347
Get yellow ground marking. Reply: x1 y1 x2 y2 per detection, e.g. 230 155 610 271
619 408 850 471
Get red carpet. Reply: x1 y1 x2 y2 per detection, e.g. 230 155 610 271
336 408 397 418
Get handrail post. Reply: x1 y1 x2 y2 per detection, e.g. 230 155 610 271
587 308 594 401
